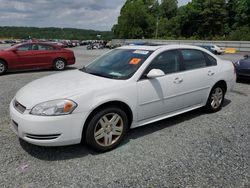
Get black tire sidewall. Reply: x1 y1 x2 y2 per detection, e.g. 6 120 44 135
85 107 128 151
0 61 7 75
206 85 225 112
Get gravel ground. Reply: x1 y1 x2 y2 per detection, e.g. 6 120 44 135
0 44 249 188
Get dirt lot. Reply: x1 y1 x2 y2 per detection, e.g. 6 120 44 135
0 44 249 188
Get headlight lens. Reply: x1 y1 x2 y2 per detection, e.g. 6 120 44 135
30 99 77 116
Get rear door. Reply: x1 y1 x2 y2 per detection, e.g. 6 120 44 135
177 49 217 108
31 44 57 68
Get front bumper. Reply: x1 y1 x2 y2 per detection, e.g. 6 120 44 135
9 99 87 146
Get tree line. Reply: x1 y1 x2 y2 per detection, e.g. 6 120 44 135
0 26 113 40
113 0 250 40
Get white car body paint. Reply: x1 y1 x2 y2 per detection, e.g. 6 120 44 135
10 45 236 146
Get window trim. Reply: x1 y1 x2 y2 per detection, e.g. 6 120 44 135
203 51 217 66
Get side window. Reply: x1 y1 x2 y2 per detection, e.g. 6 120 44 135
38 44 55 51
145 50 181 75
204 53 217 66
181 49 207 70
40 44 56 50
31 44 39 50
16 44 32 51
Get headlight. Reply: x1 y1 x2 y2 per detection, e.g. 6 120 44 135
30 99 77 116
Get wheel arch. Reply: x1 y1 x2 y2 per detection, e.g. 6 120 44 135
0 58 8 67
81 100 133 142
214 80 227 93
53 57 67 64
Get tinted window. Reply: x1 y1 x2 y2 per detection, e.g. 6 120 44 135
16 44 32 51
145 50 181 74
31 44 39 50
181 49 207 70
38 44 55 51
204 53 217 66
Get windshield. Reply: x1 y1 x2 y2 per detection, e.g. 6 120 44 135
4 43 22 51
81 49 153 79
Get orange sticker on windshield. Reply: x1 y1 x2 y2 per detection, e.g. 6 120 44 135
129 58 141 65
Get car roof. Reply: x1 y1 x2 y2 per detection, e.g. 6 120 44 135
118 44 207 52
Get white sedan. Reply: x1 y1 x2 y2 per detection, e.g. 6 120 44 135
10 45 236 151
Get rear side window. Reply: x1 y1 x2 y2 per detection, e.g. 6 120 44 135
204 53 217 66
38 44 56 51
181 49 207 70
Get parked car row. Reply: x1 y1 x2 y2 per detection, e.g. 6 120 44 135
0 42 249 82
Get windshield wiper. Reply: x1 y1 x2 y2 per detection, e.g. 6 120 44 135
80 68 121 79
80 66 87 72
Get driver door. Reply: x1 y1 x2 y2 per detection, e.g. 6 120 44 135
9 44 34 69
137 50 184 121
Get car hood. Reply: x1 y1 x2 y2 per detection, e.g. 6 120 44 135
15 70 121 109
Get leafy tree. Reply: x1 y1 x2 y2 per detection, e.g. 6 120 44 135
234 0 250 28
113 0 155 38
161 0 178 18
0 26 113 40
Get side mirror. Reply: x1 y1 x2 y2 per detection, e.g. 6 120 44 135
147 69 165 79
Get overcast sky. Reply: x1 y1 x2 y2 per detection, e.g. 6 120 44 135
0 0 191 31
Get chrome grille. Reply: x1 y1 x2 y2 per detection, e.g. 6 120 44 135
13 100 26 114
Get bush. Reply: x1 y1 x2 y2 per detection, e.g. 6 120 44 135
227 26 250 41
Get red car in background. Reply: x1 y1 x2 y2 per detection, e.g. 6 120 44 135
0 42 75 75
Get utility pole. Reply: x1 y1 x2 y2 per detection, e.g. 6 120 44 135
155 0 161 39
155 15 159 39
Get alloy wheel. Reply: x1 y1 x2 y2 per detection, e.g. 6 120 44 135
55 60 65 70
211 87 223 109
94 113 123 147
0 63 5 73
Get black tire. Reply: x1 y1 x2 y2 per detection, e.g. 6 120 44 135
0 60 7 75
205 84 225 113
85 106 128 151
53 58 66 71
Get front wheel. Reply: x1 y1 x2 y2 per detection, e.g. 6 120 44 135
53 59 66 71
0 61 7 75
85 107 128 151
205 85 225 112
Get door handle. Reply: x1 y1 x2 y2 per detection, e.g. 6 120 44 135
208 70 215 76
173 77 183 84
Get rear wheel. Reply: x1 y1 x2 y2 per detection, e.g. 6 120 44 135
0 60 7 75
85 106 128 151
205 85 225 112
53 59 66 71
